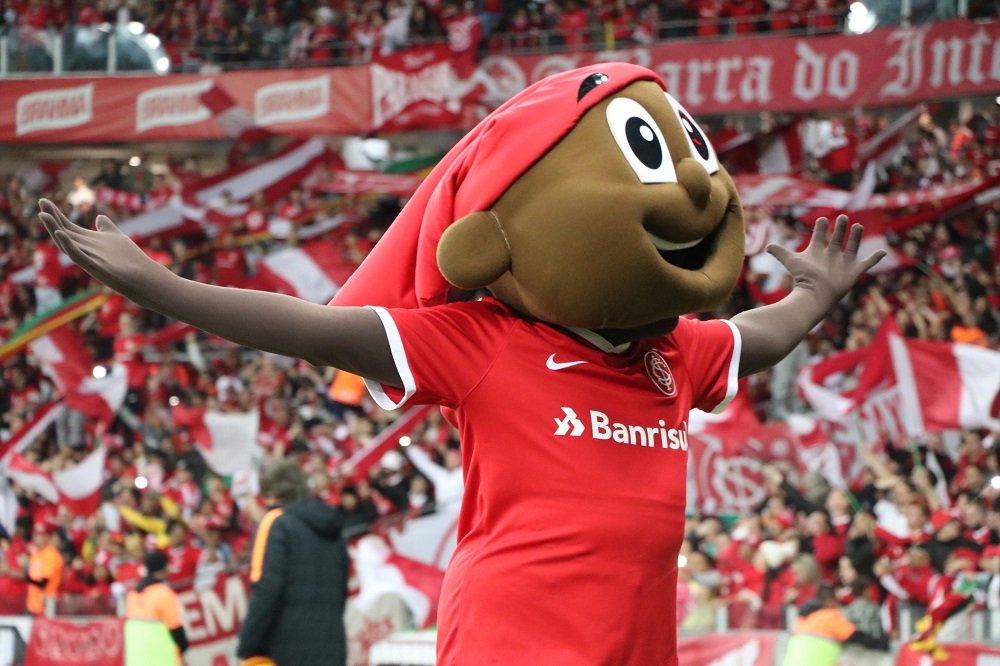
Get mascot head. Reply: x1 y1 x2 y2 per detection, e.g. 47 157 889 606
332 63 744 332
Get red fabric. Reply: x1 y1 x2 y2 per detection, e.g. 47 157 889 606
211 247 247 287
25 617 125 666
113 333 148 389
812 532 845 576
166 544 202 583
331 63 662 311
365 297 738 664
33 243 63 289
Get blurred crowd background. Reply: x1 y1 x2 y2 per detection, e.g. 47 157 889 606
1 0 997 72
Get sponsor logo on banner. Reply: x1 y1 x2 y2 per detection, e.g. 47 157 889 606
254 75 330 125
136 79 214 133
370 60 456 128
16 84 93 136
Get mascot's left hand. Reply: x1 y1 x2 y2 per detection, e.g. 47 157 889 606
732 214 885 376
765 214 885 304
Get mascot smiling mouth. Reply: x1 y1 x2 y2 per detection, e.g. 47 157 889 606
648 223 724 272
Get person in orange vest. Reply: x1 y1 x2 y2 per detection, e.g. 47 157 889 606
782 586 888 666
25 522 64 615
125 551 189 663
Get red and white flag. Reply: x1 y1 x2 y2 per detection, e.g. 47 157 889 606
354 535 444 628
29 327 127 422
340 405 434 478
4 452 59 503
255 239 359 303
889 335 1000 435
172 406 261 475
4 447 106 516
198 84 272 145
0 402 66 464
716 117 804 175
856 105 924 168
119 138 330 240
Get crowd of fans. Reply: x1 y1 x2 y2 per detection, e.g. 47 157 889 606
2 0 993 73
0 78 999 649
3 0 858 70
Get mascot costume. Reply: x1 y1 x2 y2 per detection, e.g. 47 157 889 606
39 63 884 665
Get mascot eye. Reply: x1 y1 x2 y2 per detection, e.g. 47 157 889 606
606 98 677 184
664 93 719 175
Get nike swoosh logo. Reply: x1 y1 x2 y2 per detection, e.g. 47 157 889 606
546 354 588 371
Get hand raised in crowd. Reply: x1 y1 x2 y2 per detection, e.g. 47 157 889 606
766 215 886 303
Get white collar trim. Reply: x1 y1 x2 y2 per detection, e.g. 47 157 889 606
566 326 632 354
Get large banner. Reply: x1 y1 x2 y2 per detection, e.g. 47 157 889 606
175 574 250 666
0 19 997 143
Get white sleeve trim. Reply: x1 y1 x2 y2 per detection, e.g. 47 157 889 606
711 320 742 414
363 306 416 410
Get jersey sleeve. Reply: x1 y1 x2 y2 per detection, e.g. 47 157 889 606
676 317 741 414
363 299 515 410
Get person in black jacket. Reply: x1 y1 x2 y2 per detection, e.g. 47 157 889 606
236 461 348 666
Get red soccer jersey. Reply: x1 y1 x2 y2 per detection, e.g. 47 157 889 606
364 297 740 665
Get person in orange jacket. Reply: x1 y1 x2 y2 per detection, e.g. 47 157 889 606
125 550 189 663
25 522 64 615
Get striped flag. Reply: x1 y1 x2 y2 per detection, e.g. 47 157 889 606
198 84 272 145
119 138 330 241
256 239 359 303
890 335 1000 436
715 117 804 175
0 289 108 363
3 447 106 516
0 402 66 464
856 105 924 168
340 405 434 478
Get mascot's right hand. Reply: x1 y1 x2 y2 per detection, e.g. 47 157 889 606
38 198 174 309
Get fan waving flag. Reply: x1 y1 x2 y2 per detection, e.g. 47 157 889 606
4 448 106 516
172 406 261 475
29 326 127 423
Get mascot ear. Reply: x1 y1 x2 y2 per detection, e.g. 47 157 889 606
437 211 512 289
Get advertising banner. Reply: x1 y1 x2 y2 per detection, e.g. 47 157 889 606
1 19 997 143
24 617 124 666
